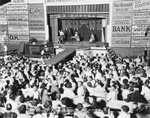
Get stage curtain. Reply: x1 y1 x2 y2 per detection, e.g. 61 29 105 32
50 16 55 43
78 23 90 41
58 19 102 42
95 19 102 42
50 15 58 43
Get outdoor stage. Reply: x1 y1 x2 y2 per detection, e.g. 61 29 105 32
43 41 108 65
53 41 108 49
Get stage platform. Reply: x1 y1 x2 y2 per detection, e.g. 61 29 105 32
43 41 108 65
53 41 108 49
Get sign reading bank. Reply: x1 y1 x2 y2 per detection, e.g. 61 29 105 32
112 1 132 47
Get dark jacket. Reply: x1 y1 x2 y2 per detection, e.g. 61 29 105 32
125 90 148 103
3 112 17 118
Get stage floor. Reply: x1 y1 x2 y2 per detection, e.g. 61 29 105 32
53 41 108 49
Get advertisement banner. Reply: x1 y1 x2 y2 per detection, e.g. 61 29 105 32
132 25 150 36
7 4 29 44
133 12 150 19
112 1 132 19
28 3 45 31
11 0 27 4
28 3 44 19
9 35 29 44
0 5 7 14
133 19 150 25
29 20 44 31
112 24 131 37
0 5 7 25
8 25 29 35
0 15 7 25
7 4 28 14
0 25 8 43
132 36 150 47
132 0 150 47
7 15 28 25
133 12 150 26
112 37 131 47
112 19 131 25
133 0 150 11
112 1 133 47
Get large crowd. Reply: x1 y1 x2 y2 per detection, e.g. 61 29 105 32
0 49 150 118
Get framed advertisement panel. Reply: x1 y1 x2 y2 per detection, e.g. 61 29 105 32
112 1 132 47
7 4 29 44
132 0 150 47
28 3 45 41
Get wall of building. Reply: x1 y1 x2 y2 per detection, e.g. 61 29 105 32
0 0 112 51
1 0 148 58
0 0 46 50
110 0 150 57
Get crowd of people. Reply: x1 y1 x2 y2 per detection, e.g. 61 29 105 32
0 49 150 118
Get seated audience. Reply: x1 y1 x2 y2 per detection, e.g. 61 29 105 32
117 105 130 118
1 49 150 118
3 103 17 118
17 104 30 118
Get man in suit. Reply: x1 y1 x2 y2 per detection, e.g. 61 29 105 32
125 87 148 103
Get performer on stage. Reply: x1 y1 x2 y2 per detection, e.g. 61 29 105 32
58 29 65 43
71 32 80 42
4 44 7 56
89 33 95 43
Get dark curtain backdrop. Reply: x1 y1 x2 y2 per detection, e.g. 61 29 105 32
59 19 102 42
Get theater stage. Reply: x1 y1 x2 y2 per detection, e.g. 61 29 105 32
53 41 108 49
43 41 108 65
